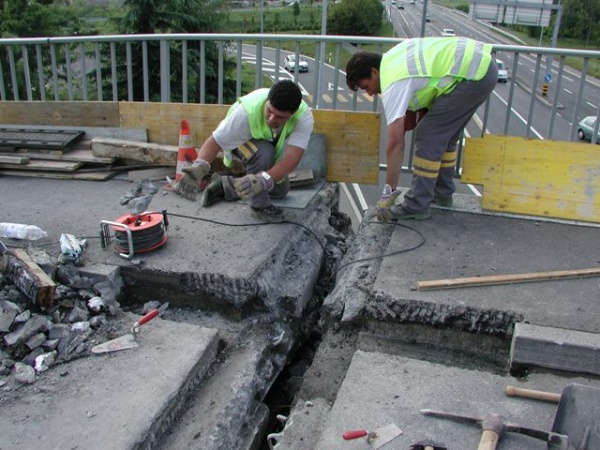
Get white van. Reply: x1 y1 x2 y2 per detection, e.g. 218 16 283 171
496 59 508 83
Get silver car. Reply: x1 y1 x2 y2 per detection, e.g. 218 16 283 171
284 55 309 73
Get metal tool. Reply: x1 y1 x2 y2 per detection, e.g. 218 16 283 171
552 384 600 450
91 309 159 354
504 385 561 403
342 423 403 449
409 439 448 449
420 409 568 450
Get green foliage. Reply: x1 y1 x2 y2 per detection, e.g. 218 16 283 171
560 0 600 46
0 0 85 38
327 0 384 36
226 5 321 32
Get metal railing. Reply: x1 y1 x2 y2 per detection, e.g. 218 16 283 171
1 33 599 144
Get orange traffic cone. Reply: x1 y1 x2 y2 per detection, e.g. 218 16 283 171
175 119 198 182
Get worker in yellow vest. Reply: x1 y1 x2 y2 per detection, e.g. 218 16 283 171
175 80 314 219
346 37 498 221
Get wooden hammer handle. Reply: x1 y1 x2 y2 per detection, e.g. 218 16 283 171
478 429 500 450
504 385 561 403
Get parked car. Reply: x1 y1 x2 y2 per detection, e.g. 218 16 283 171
440 28 455 37
284 55 309 73
496 59 508 83
577 116 600 143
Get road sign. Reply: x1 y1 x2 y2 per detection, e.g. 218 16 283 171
544 73 552 82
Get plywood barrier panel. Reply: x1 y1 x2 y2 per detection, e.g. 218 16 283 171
463 135 600 223
119 102 229 148
120 102 381 185
312 109 380 184
0 101 119 127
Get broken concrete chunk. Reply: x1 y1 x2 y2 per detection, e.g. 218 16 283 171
0 300 20 332
2 315 51 347
13 362 35 384
25 332 47 351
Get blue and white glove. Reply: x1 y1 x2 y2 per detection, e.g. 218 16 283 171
233 172 274 201
376 184 401 222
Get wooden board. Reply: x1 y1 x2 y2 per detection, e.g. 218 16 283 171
1 249 56 307
0 160 83 172
0 169 118 181
0 101 120 127
0 155 29 164
91 137 178 165
0 125 147 142
13 148 114 164
462 135 600 223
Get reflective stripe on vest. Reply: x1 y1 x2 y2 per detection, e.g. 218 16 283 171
223 88 308 167
381 37 492 110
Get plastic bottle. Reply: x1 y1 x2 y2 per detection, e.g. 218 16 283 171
0 223 48 240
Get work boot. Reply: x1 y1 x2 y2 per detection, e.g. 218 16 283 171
251 204 284 221
389 204 431 221
432 193 453 208
200 173 225 207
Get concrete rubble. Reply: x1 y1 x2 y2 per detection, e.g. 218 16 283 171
1 174 600 450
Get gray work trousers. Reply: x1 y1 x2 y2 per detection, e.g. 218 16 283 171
221 139 290 209
401 60 499 213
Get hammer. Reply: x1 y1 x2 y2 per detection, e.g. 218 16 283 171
409 440 448 449
420 409 569 450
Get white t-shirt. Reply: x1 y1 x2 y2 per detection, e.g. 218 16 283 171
212 103 314 152
381 76 458 125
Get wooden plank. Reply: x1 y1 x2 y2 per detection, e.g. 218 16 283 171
119 102 381 184
415 267 600 291
462 135 600 223
19 148 115 164
0 125 147 142
0 160 83 172
91 138 178 165
0 155 29 164
0 101 120 127
1 249 56 307
0 169 118 181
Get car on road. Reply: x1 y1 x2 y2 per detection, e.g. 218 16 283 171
425 14 431 22
577 116 600 143
397 3 404 8
496 59 508 83
440 28 455 36
284 55 309 73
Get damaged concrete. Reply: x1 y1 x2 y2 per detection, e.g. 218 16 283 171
1 174 600 450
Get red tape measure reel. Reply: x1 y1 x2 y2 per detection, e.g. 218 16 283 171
111 211 168 255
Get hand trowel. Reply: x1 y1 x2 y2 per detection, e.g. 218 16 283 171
91 309 160 354
343 423 403 449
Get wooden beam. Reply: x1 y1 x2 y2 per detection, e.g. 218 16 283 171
415 267 600 291
1 249 56 307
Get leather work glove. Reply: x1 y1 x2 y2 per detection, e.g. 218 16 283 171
177 159 210 200
233 172 274 201
376 184 401 222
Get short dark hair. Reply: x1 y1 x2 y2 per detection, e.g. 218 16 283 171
268 80 303 113
345 51 382 91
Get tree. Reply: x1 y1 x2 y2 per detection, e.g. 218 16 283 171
293 2 301 26
115 0 237 103
327 0 384 36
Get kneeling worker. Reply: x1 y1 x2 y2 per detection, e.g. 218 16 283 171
175 80 314 219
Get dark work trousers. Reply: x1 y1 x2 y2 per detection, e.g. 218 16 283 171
400 60 499 214
221 138 290 209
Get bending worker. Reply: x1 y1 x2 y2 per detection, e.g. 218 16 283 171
175 80 314 219
345 37 497 221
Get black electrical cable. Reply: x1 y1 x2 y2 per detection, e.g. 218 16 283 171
113 221 166 254
166 212 427 280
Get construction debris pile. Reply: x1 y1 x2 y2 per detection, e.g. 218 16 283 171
0 249 125 385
